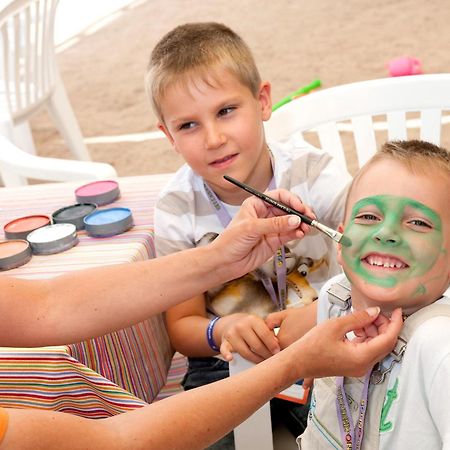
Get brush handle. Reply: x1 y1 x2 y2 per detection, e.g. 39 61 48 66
223 175 313 225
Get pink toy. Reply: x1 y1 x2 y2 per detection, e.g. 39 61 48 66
388 57 423 77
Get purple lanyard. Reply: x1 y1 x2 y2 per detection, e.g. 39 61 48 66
203 177 287 310
335 371 371 450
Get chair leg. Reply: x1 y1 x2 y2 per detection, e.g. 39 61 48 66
0 167 27 187
0 120 36 155
46 73 91 161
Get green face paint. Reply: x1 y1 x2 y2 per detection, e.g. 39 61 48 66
342 195 443 289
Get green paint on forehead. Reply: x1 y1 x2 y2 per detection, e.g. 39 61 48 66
342 194 444 290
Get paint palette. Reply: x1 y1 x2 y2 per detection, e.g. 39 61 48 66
27 223 79 255
3 215 51 240
75 180 120 206
0 239 32 270
52 203 97 230
84 207 134 237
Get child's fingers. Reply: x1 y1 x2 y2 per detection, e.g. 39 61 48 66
265 310 289 330
303 377 314 390
220 339 235 362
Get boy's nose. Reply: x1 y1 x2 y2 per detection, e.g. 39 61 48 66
372 225 402 246
205 124 226 149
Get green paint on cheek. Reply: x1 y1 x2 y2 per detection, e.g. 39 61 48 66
413 284 427 296
341 195 443 289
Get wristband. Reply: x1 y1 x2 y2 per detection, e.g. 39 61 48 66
206 316 220 352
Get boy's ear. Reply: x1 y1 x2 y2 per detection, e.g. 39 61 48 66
157 121 175 146
336 224 345 266
258 81 272 121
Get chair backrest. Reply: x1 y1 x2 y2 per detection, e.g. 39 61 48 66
0 0 59 123
265 74 450 174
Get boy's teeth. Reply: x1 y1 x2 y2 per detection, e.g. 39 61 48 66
366 255 406 269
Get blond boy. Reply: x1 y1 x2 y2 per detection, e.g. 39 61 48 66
296 140 450 449
146 22 350 444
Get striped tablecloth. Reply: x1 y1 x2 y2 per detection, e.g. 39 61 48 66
0 174 182 417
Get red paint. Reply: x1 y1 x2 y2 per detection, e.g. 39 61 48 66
4 215 50 234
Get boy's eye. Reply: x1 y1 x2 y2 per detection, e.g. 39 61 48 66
178 121 196 131
218 106 235 117
407 218 433 230
354 213 380 223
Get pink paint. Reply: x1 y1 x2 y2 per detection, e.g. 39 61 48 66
75 180 118 197
75 180 120 206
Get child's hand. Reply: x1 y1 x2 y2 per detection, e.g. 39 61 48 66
266 302 317 349
218 313 280 363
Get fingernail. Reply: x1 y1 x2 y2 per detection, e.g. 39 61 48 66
273 347 280 354
366 306 380 317
288 215 301 227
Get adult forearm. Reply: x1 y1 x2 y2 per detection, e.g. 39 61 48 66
2 246 232 347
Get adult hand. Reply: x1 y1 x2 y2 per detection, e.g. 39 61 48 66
211 189 314 280
286 307 403 380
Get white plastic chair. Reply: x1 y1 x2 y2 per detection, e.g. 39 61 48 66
0 0 90 160
232 73 450 450
265 73 450 173
0 134 116 186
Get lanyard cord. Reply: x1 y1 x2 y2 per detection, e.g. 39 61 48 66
335 371 371 450
203 175 287 310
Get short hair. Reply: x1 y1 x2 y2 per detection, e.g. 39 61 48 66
145 22 262 120
345 140 450 215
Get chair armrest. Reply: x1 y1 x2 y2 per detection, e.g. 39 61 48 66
0 135 117 186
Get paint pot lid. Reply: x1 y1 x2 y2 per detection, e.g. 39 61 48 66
75 180 120 206
0 239 32 270
52 203 97 230
84 207 134 237
27 223 78 255
3 215 50 239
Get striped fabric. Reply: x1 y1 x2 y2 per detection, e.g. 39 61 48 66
0 346 147 417
0 174 186 417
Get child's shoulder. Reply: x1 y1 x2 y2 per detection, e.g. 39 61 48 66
407 296 450 354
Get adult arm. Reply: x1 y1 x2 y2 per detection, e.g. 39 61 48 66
0 189 307 347
0 308 403 450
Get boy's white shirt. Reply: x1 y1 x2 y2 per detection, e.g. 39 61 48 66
316 274 450 450
154 139 351 314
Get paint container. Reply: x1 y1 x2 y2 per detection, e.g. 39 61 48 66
0 239 32 270
27 223 78 255
52 203 97 230
84 207 134 237
75 180 120 206
3 215 51 240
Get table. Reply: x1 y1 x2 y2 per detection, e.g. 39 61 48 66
0 174 178 417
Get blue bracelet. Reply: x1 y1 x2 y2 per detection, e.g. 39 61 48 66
206 316 220 352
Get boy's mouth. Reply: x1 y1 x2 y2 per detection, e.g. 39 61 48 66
209 153 238 168
361 253 409 270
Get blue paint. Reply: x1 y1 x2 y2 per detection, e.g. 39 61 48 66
84 208 131 225
84 207 134 237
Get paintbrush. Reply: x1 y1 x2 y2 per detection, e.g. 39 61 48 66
223 175 350 246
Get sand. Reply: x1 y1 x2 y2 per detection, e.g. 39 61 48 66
30 0 450 177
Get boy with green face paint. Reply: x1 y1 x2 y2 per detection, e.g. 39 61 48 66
291 140 450 449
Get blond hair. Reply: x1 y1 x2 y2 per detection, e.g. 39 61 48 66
145 22 261 120
345 140 450 213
